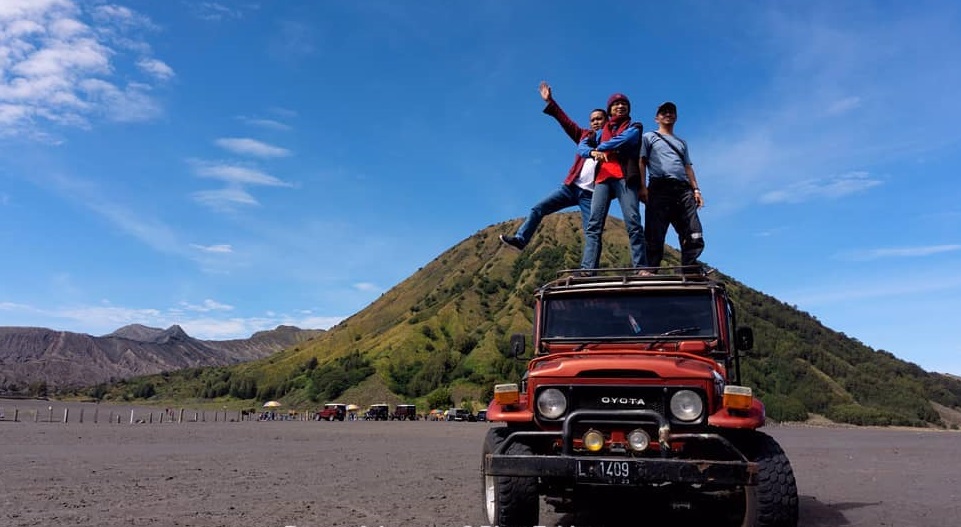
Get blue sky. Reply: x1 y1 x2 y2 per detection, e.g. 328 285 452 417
1 1 960 374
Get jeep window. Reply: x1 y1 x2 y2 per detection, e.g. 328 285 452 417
542 291 717 341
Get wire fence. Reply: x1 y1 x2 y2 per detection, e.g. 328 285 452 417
0 404 255 424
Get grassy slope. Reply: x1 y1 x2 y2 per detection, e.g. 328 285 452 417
108 214 961 427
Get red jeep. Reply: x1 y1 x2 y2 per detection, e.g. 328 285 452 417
317 403 347 421
482 268 798 526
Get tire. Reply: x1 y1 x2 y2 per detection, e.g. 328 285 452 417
733 430 799 527
481 427 539 527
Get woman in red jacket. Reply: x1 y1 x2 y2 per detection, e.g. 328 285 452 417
576 93 648 274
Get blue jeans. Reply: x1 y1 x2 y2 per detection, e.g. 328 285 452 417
580 177 647 270
514 184 593 245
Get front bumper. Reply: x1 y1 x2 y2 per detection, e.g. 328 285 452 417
485 409 757 487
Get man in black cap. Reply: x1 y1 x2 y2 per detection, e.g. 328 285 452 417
639 101 704 271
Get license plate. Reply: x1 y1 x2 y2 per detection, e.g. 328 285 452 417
576 459 634 484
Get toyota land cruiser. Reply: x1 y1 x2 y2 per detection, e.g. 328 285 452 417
481 267 798 526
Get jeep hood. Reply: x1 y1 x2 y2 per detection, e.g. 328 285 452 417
528 352 717 381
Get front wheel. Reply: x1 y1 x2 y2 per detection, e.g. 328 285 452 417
481 427 539 527
730 430 799 527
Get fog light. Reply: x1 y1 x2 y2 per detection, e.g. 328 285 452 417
583 429 605 452
626 429 650 451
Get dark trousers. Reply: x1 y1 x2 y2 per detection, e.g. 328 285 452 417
645 178 704 267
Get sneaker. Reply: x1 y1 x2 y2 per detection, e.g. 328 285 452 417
499 234 526 251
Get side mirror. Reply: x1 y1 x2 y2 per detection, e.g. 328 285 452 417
509 333 526 358
735 327 754 351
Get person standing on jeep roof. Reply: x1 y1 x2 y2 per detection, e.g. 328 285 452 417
639 101 704 270
577 93 648 274
499 82 607 251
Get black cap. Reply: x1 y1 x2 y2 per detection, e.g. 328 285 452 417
657 101 677 114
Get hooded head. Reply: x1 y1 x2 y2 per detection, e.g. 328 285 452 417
607 93 631 116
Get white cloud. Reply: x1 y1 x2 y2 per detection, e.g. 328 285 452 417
269 106 298 119
0 0 169 137
192 187 259 209
190 160 292 187
838 245 961 261
188 2 245 22
43 171 184 255
786 275 961 306
190 243 233 253
353 282 380 292
179 299 234 312
759 171 882 204
136 58 174 81
239 117 292 131
1 299 341 339
825 96 861 115
215 137 291 158
79 79 161 122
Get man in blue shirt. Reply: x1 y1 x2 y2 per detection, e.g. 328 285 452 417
639 102 704 272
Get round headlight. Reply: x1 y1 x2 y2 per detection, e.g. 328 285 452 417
669 390 704 422
536 388 567 419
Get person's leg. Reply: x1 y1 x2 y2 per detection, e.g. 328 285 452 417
615 177 647 268
576 188 593 237
674 189 704 266
644 184 672 269
580 181 612 271
513 185 578 246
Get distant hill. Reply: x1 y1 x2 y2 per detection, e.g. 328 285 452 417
0 324 324 394
106 214 961 427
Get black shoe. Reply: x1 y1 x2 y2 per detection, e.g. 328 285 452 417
499 234 526 251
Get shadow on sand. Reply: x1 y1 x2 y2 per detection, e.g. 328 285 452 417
546 495 877 526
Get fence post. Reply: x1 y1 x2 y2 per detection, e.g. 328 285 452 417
14 409 18 422
79 408 84 424
63 408 69 423
129 409 134 424
94 407 98 424
48 406 53 422
180 409 185 423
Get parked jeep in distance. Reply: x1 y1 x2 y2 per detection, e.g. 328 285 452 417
317 403 347 421
481 267 799 526
447 408 474 422
364 404 390 421
391 404 418 420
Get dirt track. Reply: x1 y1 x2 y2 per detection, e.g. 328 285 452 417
2 399 960 526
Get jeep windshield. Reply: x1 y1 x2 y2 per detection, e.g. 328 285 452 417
541 290 717 341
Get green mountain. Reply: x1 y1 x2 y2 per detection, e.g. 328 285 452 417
109 213 961 428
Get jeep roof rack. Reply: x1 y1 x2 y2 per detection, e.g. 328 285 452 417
550 266 715 286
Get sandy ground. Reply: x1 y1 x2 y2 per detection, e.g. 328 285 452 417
2 398 960 527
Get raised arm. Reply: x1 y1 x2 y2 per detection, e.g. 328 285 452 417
540 81 588 143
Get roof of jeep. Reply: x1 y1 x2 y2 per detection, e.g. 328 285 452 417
538 267 725 296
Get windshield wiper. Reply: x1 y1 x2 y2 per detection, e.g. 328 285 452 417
646 326 701 350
